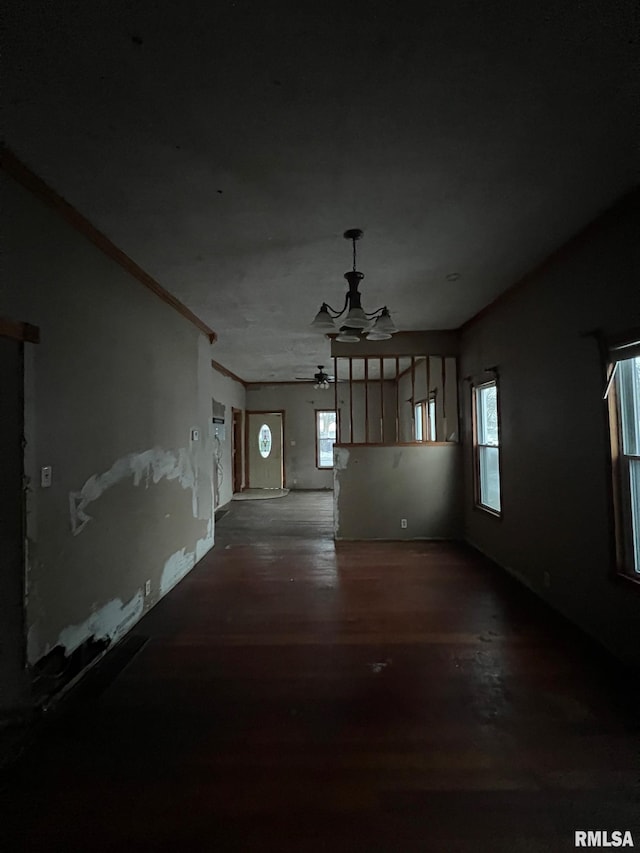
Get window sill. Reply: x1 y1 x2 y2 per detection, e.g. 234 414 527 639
612 571 640 592
474 503 502 519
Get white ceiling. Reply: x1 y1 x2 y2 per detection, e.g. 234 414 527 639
4 0 637 381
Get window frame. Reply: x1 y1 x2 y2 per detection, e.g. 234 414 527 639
428 393 437 441
414 401 425 441
472 379 502 517
607 335 640 585
413 393 437 442
315 409 337 469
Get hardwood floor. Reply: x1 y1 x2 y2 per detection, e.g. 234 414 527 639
3 492 639 852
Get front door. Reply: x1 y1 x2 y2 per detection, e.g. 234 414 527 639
247 412 283 489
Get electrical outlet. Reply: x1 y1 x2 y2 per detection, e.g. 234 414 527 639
145 580 151 596
41 466 52 488
190 428 199 441
401 518 408 529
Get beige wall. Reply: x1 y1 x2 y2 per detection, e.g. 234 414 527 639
2 172 215 667
332 330 459 358
460 190 640 665
334 444 463 539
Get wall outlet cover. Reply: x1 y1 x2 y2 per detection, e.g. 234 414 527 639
41 466 52 487
401 518 408 529
191 428 199 441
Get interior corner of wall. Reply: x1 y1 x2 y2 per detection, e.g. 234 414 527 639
27 622 43 666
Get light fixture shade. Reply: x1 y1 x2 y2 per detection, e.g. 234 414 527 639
311 305 337 332
310 231 398 341
344 306 369 329
336 327 361 343
370 308 396 335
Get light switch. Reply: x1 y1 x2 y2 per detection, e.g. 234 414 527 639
290 440 296 446
190 428 199 441
41 466 52 488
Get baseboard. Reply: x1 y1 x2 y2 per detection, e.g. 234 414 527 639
463 537 640 674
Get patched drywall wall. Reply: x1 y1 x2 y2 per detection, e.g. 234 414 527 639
460 190 640 665
2 172 215 666
334 444 463 539
245 384 336 489
211 367 246 507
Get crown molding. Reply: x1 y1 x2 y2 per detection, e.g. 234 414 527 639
1 146 217 343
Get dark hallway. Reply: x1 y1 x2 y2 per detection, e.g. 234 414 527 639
3 492 639 852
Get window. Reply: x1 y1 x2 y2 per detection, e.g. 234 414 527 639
473 381 501 513
414 395 436 442
428 395 436 441
414 402 424 441
258 424 272 458
609 341 640 580
316 410 337 468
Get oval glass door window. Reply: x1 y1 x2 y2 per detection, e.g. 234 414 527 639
258 424 272 458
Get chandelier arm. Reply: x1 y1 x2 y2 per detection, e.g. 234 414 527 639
364 307 388 318
324 293 350 318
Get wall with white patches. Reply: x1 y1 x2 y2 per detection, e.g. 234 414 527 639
2 172 215 666
210 366 246 507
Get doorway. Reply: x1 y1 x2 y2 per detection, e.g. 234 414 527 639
0 332 29 714
246 411 284 489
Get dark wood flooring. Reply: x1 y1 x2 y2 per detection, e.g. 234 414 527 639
3 492 639 852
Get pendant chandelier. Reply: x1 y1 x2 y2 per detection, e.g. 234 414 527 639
310 229 397 342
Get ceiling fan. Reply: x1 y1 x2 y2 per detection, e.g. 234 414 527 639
294 365 336 390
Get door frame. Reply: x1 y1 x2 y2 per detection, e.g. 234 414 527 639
1 316 40 715
245 410 286 489
231 407 243 494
